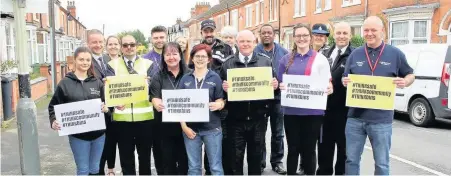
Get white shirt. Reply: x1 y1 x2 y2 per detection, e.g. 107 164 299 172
124 55 137 67
330 45 348 65
238 52 253 64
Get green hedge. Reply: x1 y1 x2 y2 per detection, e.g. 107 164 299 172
328 35 366 48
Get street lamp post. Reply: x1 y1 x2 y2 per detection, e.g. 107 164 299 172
12 0 41 174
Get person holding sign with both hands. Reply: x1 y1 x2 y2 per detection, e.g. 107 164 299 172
149 42 189 175
177 44 225 175
48 47 109 175
341 16 414 175
277 24 333 175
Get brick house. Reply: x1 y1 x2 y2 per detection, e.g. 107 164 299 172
183 0 451 49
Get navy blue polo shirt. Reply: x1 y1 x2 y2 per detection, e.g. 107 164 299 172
178 69 224 131
343 42 413 123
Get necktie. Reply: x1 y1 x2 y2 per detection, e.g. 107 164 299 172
127 60 133 69
244 56 249 64
333 49 342 67
98 57 106 72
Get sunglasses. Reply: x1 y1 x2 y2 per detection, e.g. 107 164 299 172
122 43 136 48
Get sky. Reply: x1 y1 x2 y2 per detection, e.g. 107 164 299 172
70 0 218 38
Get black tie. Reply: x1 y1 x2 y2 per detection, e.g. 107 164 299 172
127 60 133 69
244 56 249 64
332 49 342 67
98 57 106 72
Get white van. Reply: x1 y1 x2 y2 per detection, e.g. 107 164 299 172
394 44 451 126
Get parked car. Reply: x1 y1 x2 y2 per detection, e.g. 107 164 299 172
394 44 451 127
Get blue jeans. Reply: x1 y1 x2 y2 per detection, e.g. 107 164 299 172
183 127 224 175
345 118 392 175
262 101 285 168
69 134 105 175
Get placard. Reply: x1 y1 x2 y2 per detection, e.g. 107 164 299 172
346 74 396 110
104 75 148 107
55 99 105 136
227 67 274 101
281 74 328 109
162 89 209 122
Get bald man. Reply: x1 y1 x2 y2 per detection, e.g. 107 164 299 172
219 30 279 175
317 22 354 175
342 16 415 175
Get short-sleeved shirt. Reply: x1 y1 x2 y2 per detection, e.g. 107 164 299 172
178 69 224 131
278 49 331 116
343 42 414 123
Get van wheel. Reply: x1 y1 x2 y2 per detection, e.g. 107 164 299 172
409 98 434 127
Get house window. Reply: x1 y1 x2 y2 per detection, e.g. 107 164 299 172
37 32 48 63
269 0 278 21
284 30 293 50
232 9 239 30
5 22 16 61
315 0 322 13
342 0 361 7
245 5 253 27
294 0 306 17
224 13 229 26
27 29 38 65
325 0 332 10
389 20 429 46
351 26 361 36
255 2 260 25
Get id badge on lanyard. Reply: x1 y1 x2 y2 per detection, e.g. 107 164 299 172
364 44 386 76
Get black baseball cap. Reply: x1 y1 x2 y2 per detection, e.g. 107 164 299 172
312 23 329 37
201 19 216 30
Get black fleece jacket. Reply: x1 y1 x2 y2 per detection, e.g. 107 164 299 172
48 72 106 141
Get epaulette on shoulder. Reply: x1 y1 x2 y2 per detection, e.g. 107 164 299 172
258 53 270 59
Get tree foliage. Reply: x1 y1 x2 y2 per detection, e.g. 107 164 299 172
328 34 366 48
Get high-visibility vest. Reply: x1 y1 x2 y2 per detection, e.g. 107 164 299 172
108 57 154 122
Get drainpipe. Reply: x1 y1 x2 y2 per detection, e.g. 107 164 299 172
365 0 368 17
227 3 231 25
278 0 282 42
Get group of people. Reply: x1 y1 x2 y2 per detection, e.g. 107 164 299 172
48 15 414 176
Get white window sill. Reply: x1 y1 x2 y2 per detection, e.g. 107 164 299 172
314 9 322 14
324 7 332 11
293 14 306 18
269 20 278 23
342 2 361 8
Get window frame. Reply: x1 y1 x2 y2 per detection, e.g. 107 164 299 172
389 19 430 46
293 0 306 18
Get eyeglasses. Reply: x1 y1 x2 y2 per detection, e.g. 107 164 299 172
294 34 310 39
194 55 208 59
122 43 136 48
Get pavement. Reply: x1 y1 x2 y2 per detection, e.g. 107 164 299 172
2 98 451 175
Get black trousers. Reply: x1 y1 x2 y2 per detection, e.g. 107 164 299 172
116 121 153 175
99 119 118 174
317 111 347 175
204 119 233 175
231 118 267 175
152 123 163 175
160 134 188 175
285 115 323 175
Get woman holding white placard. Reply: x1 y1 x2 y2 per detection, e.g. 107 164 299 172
277 24 333 175
48 46 109 175
149 42 189 175
178 44 225 175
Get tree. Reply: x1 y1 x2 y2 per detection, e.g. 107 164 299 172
328 34 366 48
117 29 148 49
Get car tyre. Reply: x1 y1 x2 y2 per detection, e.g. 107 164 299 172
409 98 434 127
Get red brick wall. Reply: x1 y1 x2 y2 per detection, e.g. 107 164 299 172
31 79 48 101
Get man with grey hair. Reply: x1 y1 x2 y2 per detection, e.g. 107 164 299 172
342 16 415 175
317 22 354 175
220 30 279 175
220 26 239 54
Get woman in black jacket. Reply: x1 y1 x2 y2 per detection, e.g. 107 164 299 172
48 46 109 175
150 42 189 175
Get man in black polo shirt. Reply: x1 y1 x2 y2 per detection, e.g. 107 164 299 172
342 16 415 175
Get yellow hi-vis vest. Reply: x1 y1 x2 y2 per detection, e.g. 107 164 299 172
108 57 154 122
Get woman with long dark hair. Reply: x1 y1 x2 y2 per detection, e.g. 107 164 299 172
149 42 189 175
277 24 333 175
48 46 109 175
178 44 225 175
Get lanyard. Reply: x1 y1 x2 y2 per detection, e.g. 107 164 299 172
194 70 209 89
167 74 179 89
364 44 386 75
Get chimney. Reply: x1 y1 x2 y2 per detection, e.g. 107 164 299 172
67 1 76 18
176 18 182 24
190 8 196 17
194 1 211 16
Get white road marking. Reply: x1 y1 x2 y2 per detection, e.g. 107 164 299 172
364 146 448 176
